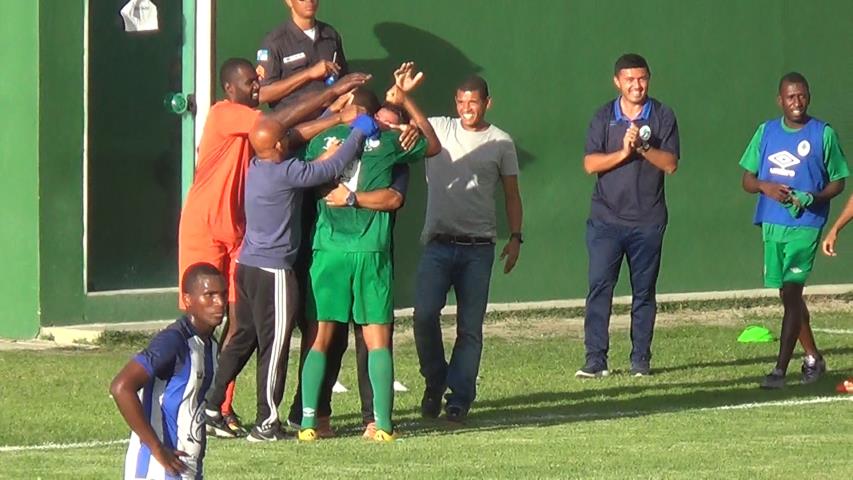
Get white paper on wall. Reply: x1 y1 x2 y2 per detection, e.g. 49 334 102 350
120 0 159 32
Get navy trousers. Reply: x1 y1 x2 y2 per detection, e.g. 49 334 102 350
584 219 666 369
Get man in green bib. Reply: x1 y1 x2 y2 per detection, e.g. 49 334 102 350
739 72 848 389
298 63 441 441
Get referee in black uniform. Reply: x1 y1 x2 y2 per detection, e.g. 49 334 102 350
256 0 347 112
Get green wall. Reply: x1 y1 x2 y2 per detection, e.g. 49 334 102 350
216 0 853 306
0 0 41 339
38 0 86 328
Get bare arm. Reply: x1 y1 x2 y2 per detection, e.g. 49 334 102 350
638 146 678 174
500 175 523 274
741 170 791 202
258 60 339 104
584 149 632 175
111 362 187 475
266 73 371 131
401 95 441 157
324 164 409 211
822 192 853 256
386 62 441 156
584 122 638 174
813 179 845 204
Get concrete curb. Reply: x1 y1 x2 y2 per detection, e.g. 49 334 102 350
38 283 853 346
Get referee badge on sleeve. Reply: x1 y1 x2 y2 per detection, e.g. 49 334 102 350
257 49 269 62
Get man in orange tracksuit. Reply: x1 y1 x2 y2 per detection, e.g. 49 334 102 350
178 58 263 436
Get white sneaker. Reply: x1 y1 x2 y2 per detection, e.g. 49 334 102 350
393 380 409 392
332 381 349 393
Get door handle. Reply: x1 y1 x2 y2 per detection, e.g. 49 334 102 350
163 92 196 115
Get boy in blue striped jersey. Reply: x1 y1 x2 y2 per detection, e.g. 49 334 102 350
111 263 226 479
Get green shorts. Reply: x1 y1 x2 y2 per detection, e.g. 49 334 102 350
307 250 393 325
763 238 819 288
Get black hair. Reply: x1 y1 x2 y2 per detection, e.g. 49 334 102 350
350 87 382 116
219 57 254 90
778 72 810 94
457 75 489 99
380 102 410 125
181 262 223 293
614 53 651 76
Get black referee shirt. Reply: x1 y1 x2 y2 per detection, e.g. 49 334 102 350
256 18 348 111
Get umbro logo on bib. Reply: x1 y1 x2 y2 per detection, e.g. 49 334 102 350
768 151 800 178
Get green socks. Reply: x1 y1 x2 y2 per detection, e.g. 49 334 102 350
300 349 327 429
368 348 394 433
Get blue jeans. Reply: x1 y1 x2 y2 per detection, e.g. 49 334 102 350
413 241 495 410
584 219 666 369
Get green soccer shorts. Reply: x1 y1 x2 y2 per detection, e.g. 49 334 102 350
307 250 393 325
763 237 819 288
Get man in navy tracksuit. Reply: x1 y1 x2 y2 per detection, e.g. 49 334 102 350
205 73 380 442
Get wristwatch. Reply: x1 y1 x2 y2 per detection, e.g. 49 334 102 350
345 190 357 207
510 232 524 244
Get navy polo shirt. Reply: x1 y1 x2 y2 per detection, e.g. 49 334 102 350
584 97 680 226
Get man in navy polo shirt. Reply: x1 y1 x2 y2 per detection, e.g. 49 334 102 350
577 53 679 378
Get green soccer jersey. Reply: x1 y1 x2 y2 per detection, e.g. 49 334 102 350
739 120 849 242
306 124 426 252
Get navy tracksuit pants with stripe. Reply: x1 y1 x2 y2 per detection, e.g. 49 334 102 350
207 263 298 428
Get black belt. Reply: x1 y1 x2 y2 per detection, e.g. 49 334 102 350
432 234 494 245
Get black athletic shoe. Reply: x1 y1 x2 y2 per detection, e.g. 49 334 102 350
575 364 610 378
630 364 651 377
421 390 443 419
445 405 468 424
205 411 238 439
247 423 286 442
801 356 827 385
760 368 786 389
222 413 249 438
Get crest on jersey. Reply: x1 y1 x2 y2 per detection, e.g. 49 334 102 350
767 151 800 178
797 140 811 157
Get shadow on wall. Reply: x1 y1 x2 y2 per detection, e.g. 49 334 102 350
347 22 534 307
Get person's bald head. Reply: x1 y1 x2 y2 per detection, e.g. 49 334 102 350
250 117 288 162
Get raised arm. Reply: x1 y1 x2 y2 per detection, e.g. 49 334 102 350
266 73 371 131
258 60 340 105
386 62 442 157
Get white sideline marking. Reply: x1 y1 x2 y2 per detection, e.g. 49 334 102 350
4 397 850 453
813 328 853 335
420 396 853 428
0 439 127 453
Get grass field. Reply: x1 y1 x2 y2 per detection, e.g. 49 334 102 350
1 300 852 479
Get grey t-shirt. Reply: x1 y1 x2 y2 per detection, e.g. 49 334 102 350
421 117 519 243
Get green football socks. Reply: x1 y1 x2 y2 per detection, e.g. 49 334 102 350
300 349 327 429
368 348 394 432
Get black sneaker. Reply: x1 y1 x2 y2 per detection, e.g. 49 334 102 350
760 368 786 389
205 411 238 439
575 364 610 378
801 356 827 385
445 405 468 424
630 364 651 377
222 413 249 438
420 390 442 419
247 423 286 442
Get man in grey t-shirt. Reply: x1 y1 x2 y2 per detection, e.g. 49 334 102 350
413 75 523 423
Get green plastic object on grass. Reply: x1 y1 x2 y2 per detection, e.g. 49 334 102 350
737 325 775 343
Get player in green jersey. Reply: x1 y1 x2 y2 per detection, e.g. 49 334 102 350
298 63 441 441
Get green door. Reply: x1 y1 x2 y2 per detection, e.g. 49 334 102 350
86 0 195 292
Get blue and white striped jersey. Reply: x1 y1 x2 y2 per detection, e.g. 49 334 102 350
123 317 218 480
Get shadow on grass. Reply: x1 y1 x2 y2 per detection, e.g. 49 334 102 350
368 346 853 437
